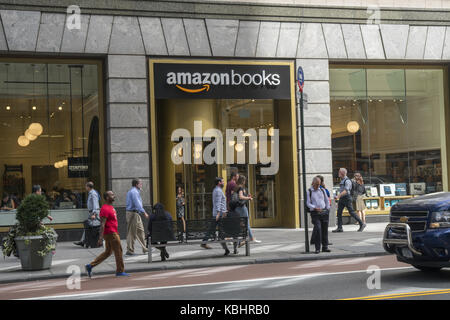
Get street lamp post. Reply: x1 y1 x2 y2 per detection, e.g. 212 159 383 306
297 66 309 253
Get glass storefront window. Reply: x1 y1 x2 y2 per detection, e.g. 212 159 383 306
0 61 103 211
330 67 447 209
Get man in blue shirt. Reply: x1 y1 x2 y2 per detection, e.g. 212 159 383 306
125 178 149 255
332 168 366 233
200 177 231 256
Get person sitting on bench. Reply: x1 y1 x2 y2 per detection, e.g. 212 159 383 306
148 202 172 261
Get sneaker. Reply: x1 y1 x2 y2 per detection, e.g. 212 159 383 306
116 272 130 277
125 251 135 256
332 228 343 233
85 264 93 278
200 244 212 249
74 241 84 247
358 224 367 232
252 239 262 243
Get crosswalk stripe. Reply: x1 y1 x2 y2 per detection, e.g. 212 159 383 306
291 259 344 269
332 257 379 265
250 244 284 253
179 265 246 278
351 238 382 247
131 269 195 281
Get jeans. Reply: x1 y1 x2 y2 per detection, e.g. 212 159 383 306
202 217 229 251
310 210 329 251
336 196 363 229
235 205 253 239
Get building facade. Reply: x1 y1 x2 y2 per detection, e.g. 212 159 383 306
0 0 449 238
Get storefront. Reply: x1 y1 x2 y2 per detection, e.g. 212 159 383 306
0 58 105 238
330 66 448 217
149 60 299 228
0 1 449 239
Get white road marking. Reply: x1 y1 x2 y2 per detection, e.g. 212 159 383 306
20 266 414 300
290 259 347 269
249 244 284 253
131 269 196 281
332 257 379 265
351 238 382 247
0 259 78 272
179 265 245 278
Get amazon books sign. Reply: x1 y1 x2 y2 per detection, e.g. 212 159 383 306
153 62 291 99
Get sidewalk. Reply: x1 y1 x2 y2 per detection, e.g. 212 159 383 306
0 222 390 284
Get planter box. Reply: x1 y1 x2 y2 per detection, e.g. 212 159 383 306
14 234 58 271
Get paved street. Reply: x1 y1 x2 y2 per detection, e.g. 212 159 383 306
2 255 450 300
0 223 389 284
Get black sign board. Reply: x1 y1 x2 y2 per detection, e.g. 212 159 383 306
153 63 291 99
4 164 23 173
68 157 89 178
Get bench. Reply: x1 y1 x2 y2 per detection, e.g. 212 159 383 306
147 217 250 263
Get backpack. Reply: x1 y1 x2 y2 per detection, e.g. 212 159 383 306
345 178 357 198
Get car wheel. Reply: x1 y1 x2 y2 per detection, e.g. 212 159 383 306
412 265 442 272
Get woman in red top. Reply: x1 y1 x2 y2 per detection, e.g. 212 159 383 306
85 191 129 277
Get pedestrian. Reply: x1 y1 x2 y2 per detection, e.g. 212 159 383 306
226 168 239 210
125 178 149 256
234 175 261 246
307 177 331 254
332 168 366 233
32 185 53 221
0 193 15 211
85 191 129 277
315 175 332 246
200 177 231 256
353 172 367 225
176 186 186 241
148 202 172 261
74 182 100 247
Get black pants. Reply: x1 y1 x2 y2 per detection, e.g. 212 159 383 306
337 196 363 229
310 211 329 251
202 217 229 251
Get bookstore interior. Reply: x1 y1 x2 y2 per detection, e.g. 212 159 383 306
330 66 447 214
0 60 103 212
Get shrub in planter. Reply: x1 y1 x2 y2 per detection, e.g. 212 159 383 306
2 194 57 269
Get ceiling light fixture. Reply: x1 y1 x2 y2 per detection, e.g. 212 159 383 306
18 135 30 147
347 121 360 133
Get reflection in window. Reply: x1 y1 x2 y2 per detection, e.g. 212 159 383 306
0 62 102 210
330 67 446 204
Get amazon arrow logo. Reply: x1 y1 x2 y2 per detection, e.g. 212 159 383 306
176 84 210 93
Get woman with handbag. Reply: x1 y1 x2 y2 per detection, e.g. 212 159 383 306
234 175 261 246
353 172 367 225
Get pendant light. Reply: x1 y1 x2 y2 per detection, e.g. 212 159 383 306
18 135 29 147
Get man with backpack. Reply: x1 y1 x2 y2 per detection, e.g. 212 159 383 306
307 177 331 254
332 168 366 233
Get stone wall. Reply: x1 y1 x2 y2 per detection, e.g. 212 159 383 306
0 8 449 227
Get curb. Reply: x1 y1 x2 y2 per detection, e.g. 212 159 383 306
0 251 390 285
